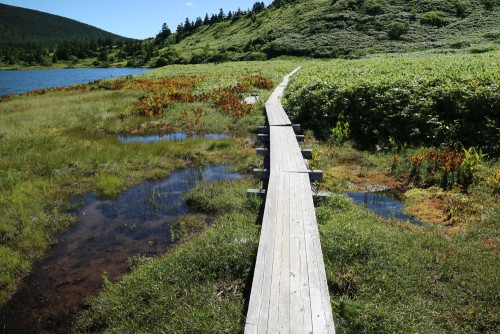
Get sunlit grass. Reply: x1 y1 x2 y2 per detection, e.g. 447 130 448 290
0 60 299 307
75 178 261 333
318 194 499 334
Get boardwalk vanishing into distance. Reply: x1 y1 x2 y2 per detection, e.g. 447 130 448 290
245 68 335 334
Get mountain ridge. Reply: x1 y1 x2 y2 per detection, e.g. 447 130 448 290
157 0 500 62
0 3 131 47
0 0 499 68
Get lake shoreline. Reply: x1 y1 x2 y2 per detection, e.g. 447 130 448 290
0 67 150 96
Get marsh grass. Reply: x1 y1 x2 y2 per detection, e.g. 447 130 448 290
319 194 499 333
0 60 298 307
75 178 261 333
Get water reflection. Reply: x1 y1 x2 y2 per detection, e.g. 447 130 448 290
118 133 231 143
347 192 423 226
0 165 241 334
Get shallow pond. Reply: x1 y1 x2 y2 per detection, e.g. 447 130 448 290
0 165 241 333
347 192 423 226
118 133 231 143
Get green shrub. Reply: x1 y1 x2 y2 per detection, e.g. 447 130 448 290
420 11 448 27
243 51 268 61
454 1 468 17
449 41 471 49
469 45 496 54
365 0 384 15
482 0 495 10
387 22 409 40
284 54 500 156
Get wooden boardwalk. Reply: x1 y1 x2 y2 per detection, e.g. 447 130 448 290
245 69 335 334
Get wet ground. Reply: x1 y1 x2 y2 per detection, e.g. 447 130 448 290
118 133 231 143
0 165 241 334
347 192 423 225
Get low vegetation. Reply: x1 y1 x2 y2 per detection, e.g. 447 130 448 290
319 193 499 334
0 60 299 307
76 179 261 333
2 0 499 69
1 53 498 333
284 52 500 155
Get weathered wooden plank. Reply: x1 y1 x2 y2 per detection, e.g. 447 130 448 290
266 102 291 126
245 174 279 332
289 172 313 333
267 172 290 333
299 173 335 333
282 126 309 173
269 126 308 173
279 173 291 332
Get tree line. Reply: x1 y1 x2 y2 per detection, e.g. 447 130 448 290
155 2 266 43
0 38 154 67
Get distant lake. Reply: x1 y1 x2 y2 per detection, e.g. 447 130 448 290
0 68 150 96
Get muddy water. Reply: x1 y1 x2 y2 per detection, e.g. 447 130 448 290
0 165 241 334
347 192 423 226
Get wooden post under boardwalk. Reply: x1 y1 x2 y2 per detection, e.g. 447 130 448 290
245 68 335 333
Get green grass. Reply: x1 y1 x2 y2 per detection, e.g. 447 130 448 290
284 52 500 155
0 59 299 307
2 56 498 333
75 178 262 333
162 0 499 62
319 194 499 333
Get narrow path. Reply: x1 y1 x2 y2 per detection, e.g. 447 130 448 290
245 68 335 333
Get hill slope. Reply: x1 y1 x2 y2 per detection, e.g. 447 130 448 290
0 3 131 47
157 0 500 63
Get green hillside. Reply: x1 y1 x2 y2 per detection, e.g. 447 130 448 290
156 0 500 63
0 3 130 47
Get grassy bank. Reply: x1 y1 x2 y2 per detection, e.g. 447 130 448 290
76 178 261 333
75 145 499 333
319 193 499 334
0 60 300 307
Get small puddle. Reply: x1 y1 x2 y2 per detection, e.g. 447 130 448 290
0 165 241 333
118 133 231 143
347 192 423 226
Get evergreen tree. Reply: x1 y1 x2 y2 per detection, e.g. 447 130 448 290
155 23 172 43
252 2 266 12
218 8 225 21
195 17 203 28
97 48 108 62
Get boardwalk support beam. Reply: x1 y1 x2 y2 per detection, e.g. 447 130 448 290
247 189 266 199
253 168 269 180
309 170 323 182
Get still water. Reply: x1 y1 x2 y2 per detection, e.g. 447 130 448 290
347 192 423 225
118 133 232 143
0 165 240 334
0 68 149 96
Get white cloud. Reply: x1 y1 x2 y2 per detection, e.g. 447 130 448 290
186 2 197 7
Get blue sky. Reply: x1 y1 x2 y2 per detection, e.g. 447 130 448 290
1 1 273 39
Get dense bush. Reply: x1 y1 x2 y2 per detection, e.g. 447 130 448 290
420 11 448 27
387 22 409 39
284 53 500 156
